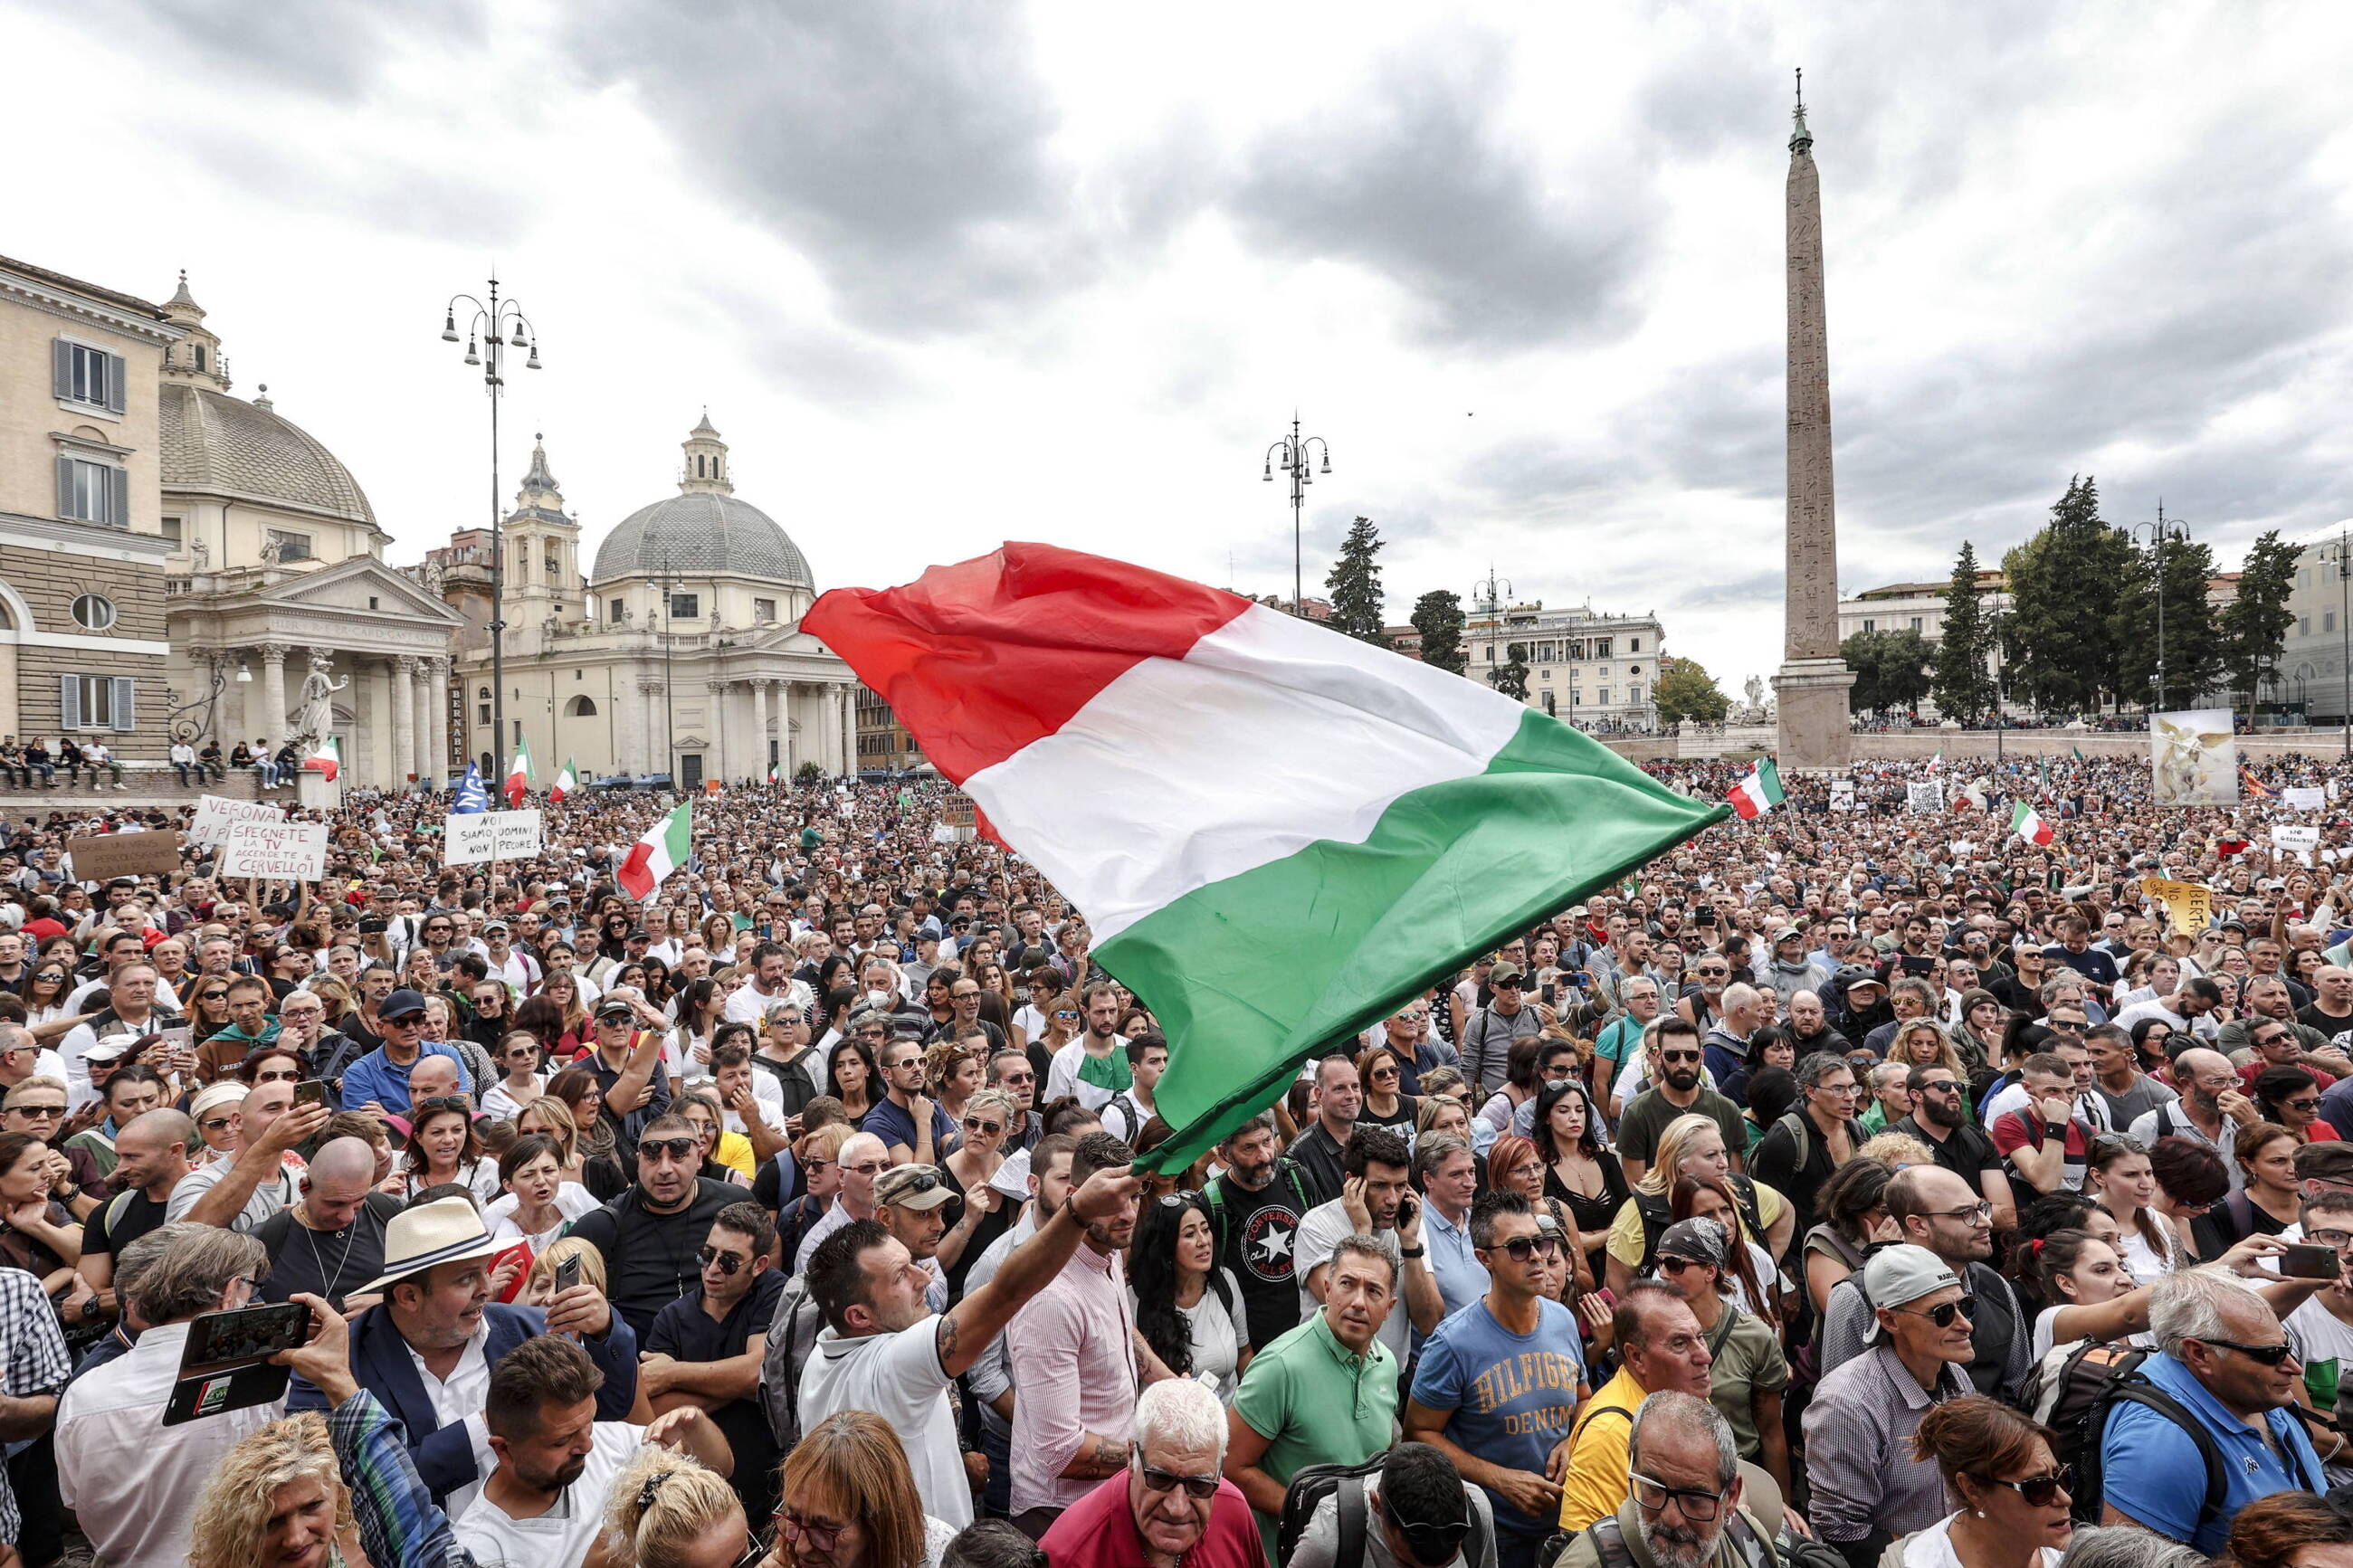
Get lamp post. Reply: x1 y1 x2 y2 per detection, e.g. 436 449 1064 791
1262 416 1330 616
2131 505 2189 713
438 277 542 777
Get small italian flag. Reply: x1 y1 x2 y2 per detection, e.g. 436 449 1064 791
1924 749 1944 773
804 543 1725 1171
549 755 578 803
1727 758 1785 820
618 802 692 900
302 735 340 782
767 760 780 784
2012 799 2055 846
503 734 532 808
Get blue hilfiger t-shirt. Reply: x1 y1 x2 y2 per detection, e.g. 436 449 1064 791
2101 1349 2324 1556
1409 1297 1586 1536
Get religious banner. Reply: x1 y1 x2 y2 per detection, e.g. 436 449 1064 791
2285 787 2327 813
64 831 185 881
218 821 328 880
1828 778 1855 813
2139 875 2216 934
2150 709 2237 807
443 810 544 867
1905 780 1944 814
189 794 284 848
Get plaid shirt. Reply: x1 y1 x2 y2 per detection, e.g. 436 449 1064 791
326 1392 474 1568
0 1269 67 1544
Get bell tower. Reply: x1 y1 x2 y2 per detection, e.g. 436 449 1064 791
681 410 733 494
503 433 582 615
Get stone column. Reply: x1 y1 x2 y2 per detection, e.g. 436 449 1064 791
421 659 447 789
391 656 417 787
1773 90 1855 771
749 680 769 782
706 680 729 784
640 678 667 777
259 643 289 748
843 685 857 774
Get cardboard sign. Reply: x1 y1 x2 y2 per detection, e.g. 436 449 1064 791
188 794 284 848
443 811 544 867
943 794 977 830
64 831 185 882
2272 824 2321 864
1829 779 1855 813
2286 787 2327 813
1906 780 1944 814
2139 875 2216 933
218 821 328 880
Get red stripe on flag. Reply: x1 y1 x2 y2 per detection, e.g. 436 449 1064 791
801 543 1249 782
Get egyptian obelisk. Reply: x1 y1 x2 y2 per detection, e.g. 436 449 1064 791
1773 72 1854 769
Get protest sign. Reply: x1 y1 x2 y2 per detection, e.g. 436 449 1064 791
1905 780 1944 814
443 811 544 866
64 832 184 881
2139 875 2216 933
219 821 328 880
2285 787 2327 813
189 794 283 848
2272 824 2321 864
1829 779 1855 813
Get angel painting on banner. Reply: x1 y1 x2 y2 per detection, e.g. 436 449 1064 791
2150 709 2236 807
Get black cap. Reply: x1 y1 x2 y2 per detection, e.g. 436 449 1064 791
380 988 430 1021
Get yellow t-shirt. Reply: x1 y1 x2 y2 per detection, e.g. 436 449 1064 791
711 1129 756 1182
1558 1364 1648 1529
1603 1181 1786 1269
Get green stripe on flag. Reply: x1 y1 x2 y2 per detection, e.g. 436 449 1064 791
1098 708 1727 1172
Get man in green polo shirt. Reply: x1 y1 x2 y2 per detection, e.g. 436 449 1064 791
1223 1232 1399 1554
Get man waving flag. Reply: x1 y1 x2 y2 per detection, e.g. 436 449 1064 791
804 543 1726 1170
550 755 578 804
1726 758 1784 820
452 763 490 815
503 734 532 809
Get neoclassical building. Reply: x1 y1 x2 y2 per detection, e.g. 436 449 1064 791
157 278 462 788
434 415 856 789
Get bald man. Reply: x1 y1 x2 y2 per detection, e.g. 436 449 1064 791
167 1079 330 1231
250 1136 405 1312
77 1108 195 1324
795 1130 889 1272
2132 1049 2257 1192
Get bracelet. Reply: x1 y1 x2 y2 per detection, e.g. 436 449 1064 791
1399 1246 1426 1259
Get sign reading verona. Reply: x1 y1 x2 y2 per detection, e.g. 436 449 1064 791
189 794 285 848
443 810 544 866
218 821 329 880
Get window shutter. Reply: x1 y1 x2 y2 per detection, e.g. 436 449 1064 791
59 677 79 732
55 457 75 519
109 466 129 528
105 353 126 415
110 678 134 732
51 339 69 399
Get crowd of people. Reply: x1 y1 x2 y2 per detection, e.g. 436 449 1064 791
4 747 2353 1568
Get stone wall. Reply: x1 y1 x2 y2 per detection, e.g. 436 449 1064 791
4 540 169 758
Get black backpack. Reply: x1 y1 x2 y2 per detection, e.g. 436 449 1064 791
2024 1340 2315 1529
1277 1459 1496 1568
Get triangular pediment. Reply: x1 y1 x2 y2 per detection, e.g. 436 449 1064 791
678 735 709 749
746 622 832 652
253 557 462 623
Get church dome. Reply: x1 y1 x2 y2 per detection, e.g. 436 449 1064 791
159 381 377 526
588 413 812 587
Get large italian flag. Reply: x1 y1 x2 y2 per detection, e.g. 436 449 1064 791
805 544 1726 1168
2011 799 2055 846
618 802 691 900
1727 757 1784 820
503 734 533 809
302 735 340 782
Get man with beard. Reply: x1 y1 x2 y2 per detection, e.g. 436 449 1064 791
1557 1282 1720 1531
565 1112 742 1337
1616 1018 1748 1187
454 1333 732 1568
2150 1047 2262 1186
1783 986 1848 1059
1888 1065 2015 1230
1203 1113 1317 1353
1555 1394 1759 1568
1294 1127 1443 1365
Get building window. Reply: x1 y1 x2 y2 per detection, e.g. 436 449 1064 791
161 516 182 546
195 345 207 372
2302 617 2312 636
1862 618 1876 633
71 594 116 631
57 457 124 526
267 529 314 562
610 598 624 622
1542 693 1556 716
1629 637 1641 652
1598 689 1613 706
55 342 122 413
2329 613 2339 635
1594 639 1612 659
754 598 776 622
1631 684 1644 705
61 674 132 731
1485 645 1495 663
566 696 599 717
1910 616 1923 632
669 594 699 620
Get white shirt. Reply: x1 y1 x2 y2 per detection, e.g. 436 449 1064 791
487 1183 602 1250
1045 1039 1122 1110
480 1078 547 1121
58 1320 281 1568
726 979 811 1026
409 1318 497 1517
167 1151 302 1231
799 1319 973 1527
452 1421 643 1568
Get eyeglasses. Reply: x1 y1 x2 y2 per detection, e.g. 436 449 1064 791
1893 1295 1976 1329
2195 1336 2296 1367
253 1069 300 1083
697 1246 748 1275
2310 1228 2353 1250
2286 1098 2322 1113
776 1510 842 1554
1370 1066 1400 1081
1480 1233 1565 1262
199 1116 236 1133
1138 1464 1221 1501
963 1117 1005 1136
1967 1466 2073 1508
640 1137 700 1164
5 1105 62 1120
842 1160 887 1176
1631 1471 1727 1522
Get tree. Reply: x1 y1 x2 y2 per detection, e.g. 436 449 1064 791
1930 541 1999 724
1324 516 1386 644
2111 530 2225 710
1411 588 1467 674
2223 529 2302 718
1489 642 1530 701
795 761 822 784
2003 475 2135 714
1653 654 1729 727
1841 629 1934 715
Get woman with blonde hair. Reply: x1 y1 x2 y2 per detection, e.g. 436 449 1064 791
187 1411 360 1568
605 1442 750 1568
1605 1111 1787 1296
770 1409 957 1568
1891 1018 1969 1102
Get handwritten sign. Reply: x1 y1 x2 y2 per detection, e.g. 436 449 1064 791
2272 824 2321 864
2286 787 2327 813
64 831 184 881
2139 875 2215 933
1905 780 1944 814
943 794 976 830
189 794 283 848
443 811 544 866
218 821 328 880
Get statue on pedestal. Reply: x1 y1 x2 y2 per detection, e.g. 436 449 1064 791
293 655 349 748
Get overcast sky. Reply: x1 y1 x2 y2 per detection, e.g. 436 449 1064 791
11 1 2353 694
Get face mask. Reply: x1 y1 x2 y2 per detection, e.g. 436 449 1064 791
866 988 891 1008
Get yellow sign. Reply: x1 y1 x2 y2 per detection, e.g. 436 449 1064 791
2139 876 2215 933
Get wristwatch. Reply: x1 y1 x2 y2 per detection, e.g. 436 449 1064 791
1399 1246 1426 1259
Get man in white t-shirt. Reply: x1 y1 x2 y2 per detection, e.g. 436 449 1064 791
454 1333 731 1566
795 1153 1145 1526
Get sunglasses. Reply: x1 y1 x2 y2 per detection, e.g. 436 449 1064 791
1491 979 1523 991
5 1105 62 1120
199 1115 236 1133
1138 1465 1221 1501
253 1069 300 1083
1481 1233 1565 1262
963 1117 1004 1136
2196 1336 2295 1367
1968 1466 2073 1508
640 1137 700 1164
199 991 229 1002
1662 1050 1701 1065
1893 1295 1976 1329
696 1246 748 1275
